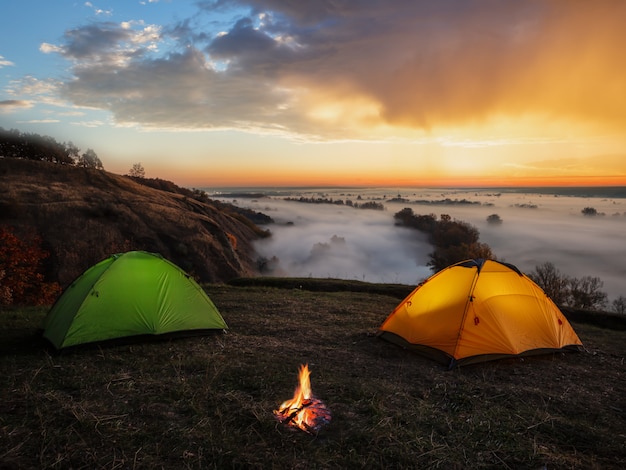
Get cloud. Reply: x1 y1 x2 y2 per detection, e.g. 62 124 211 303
50 21 161 66
58 46 296 132
16 119 60 124
39 43 63 54
206 17 278 59
0 100 33 113
503 155 626 178
84 2 113 16
4 76 71 110
36 1 626 138
69 119 106 128
0 55 15 68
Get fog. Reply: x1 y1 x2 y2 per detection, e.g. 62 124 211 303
217 188 626 302
237 197 433 285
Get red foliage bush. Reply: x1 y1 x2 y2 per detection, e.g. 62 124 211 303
0 226 61 306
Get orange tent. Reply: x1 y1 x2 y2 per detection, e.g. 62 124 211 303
378 259 583 367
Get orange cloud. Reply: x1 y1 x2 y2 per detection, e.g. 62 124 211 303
284 2 626 135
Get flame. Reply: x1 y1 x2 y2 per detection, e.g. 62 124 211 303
274 364 331 433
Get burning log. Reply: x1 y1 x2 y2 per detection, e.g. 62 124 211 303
274 364 331 434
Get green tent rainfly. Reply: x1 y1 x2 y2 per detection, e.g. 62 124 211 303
43 251 227 349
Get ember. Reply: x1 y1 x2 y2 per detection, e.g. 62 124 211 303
274 364 331 434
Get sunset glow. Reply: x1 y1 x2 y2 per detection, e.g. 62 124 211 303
1 1 625 187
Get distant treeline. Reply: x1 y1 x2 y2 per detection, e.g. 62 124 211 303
393 208 494 272
385 197 496 207
413 198 490 206
512 203 538 209
0 127 103 169
502 186 626 199
0 127 273 231
284 196 384 210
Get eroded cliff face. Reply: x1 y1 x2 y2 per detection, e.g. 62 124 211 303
1 158 265 285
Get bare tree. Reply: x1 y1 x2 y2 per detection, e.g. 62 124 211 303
128 162 145 178
567 276 608 310
529 262 569 305
612 296 626 315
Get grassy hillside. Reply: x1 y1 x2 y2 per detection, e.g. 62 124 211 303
1 281 624 469
0 158 266 286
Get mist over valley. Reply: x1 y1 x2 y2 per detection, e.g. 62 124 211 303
214 187 626 302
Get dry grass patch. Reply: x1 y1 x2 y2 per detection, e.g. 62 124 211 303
1 284 625 469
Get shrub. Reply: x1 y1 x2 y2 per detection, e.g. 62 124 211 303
582 207 599 216
530 262 608 310
226 232 238 250
568 276 608 310
0 226 61 305
486 214 503 224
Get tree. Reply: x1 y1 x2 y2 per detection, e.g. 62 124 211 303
486 214 503 225
0 128 105 167
0 226 61 306
78 148 104 169
256 255 280 274
429 241 495 272
530 262 609 311
432 216 479 249
567 275 608 310
612 296 626 315
64 141 81 164
128 162 145 178
393 208 496 273
529 262 570 305
581 207 598 216
393 208 437 232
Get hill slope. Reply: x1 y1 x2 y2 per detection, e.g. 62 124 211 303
0 158 265 285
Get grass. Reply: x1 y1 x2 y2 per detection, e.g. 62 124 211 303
1 282 625 469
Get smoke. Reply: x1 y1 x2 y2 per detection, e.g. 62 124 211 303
219 188 626 301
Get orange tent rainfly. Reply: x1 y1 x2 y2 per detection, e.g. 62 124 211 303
378 259 583 368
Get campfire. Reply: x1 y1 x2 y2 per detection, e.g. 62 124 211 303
274 364 331 434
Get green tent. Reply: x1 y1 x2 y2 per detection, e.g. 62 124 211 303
43 251 227 349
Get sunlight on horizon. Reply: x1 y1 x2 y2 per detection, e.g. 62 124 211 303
2 1 625 189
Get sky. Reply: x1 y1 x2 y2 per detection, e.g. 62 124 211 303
1 0 626 188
